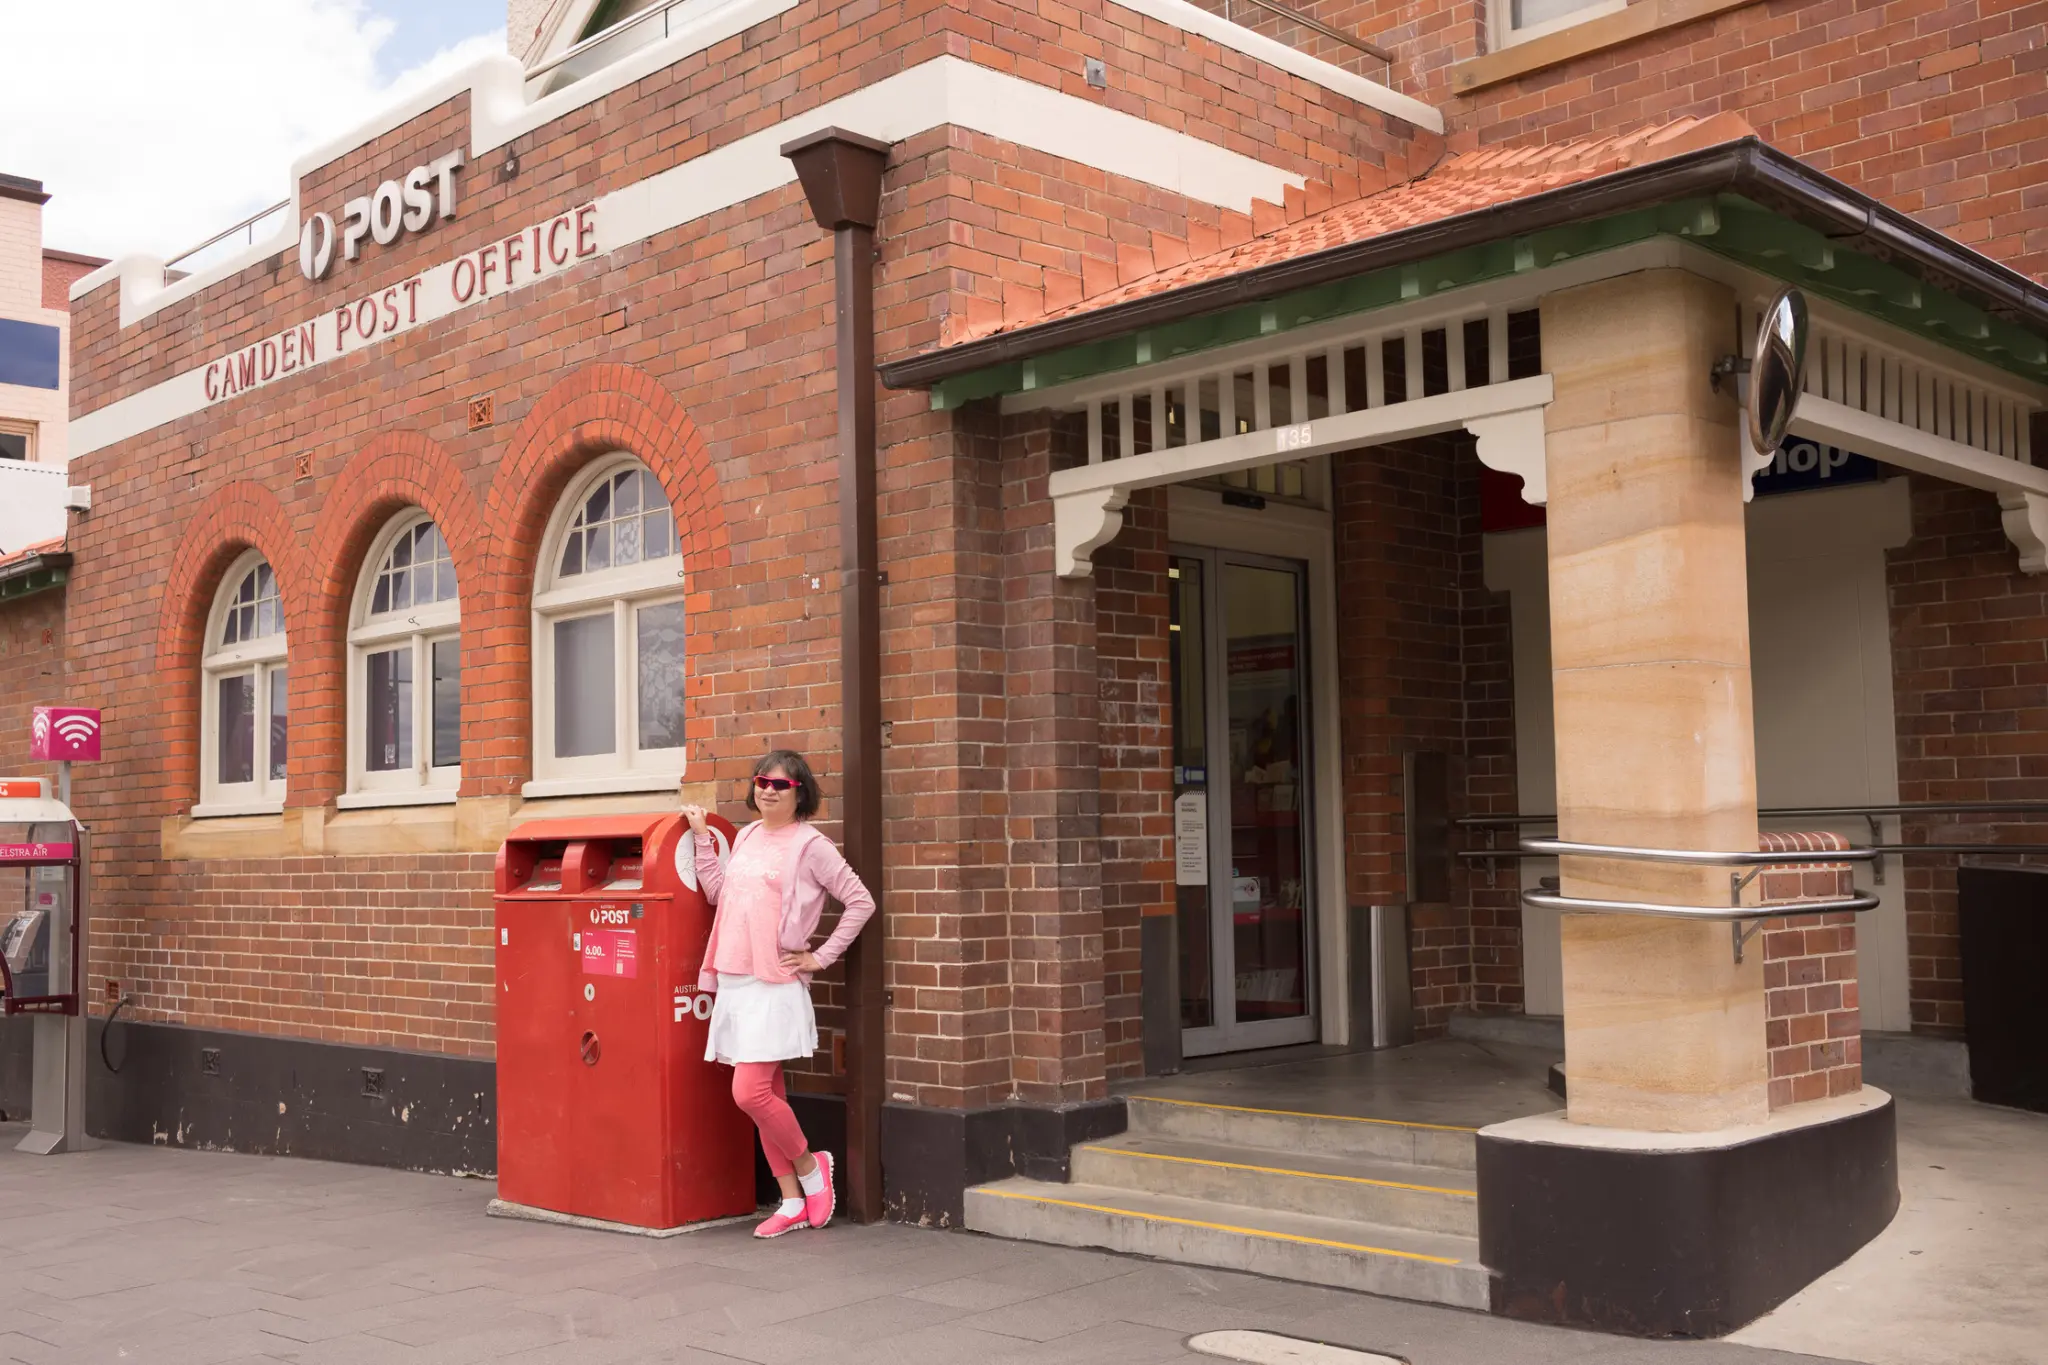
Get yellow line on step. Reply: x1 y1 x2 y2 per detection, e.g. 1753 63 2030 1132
1079 1145 1476 1198
976 1188 1464 1264
1132 1095 1478 1133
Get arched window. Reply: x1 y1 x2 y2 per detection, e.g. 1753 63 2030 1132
344 513 461 805
199 551 288 813
528 457 686 793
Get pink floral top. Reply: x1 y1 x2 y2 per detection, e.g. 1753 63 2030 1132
709 820 807 982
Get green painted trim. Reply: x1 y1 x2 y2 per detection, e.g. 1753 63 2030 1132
929 194 2047 409
0 563 67 604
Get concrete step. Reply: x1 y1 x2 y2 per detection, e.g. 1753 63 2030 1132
965 1177 1489 1311
1125 1094 1477 1171
1071 1133 1477 1236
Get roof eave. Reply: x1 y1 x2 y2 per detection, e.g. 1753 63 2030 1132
0 550 73 590
879 140 2048 390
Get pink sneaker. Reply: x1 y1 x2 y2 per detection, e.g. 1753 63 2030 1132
803 1150 836 1230
753 1204 809 1238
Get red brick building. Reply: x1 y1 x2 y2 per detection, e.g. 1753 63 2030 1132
26 0 2048 1335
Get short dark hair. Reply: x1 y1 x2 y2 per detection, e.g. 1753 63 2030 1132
747 749 821 819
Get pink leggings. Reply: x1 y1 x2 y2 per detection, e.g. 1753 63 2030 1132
731 1062 810 1178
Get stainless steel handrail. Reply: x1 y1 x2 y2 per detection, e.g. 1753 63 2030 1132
1224 0 1395 62
164 199 292 273
527 0 722 82
1462 801 2048 886
1523 891 1881 923
1465 843 2048 861
1520 837 1875 867
1521 836 1880 963
1458 799 2048 828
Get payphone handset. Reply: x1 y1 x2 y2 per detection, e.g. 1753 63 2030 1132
1 909 48 998
0 779 83 1015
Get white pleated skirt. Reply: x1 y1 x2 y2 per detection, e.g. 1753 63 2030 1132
705 972 818 1065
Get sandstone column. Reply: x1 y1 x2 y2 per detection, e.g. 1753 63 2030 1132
1541 269 1767 1131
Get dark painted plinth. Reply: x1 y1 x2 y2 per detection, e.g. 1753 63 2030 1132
86 1017 497 1173
882 1097 1127 1227
0 1015 30 1119
1479 1093 1898 1337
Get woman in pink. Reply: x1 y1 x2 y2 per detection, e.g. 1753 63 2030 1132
682 749 875 1238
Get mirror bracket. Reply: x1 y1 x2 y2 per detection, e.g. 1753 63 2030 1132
1709 354 1750 396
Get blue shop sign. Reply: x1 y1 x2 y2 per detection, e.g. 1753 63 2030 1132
1754 439 1887 496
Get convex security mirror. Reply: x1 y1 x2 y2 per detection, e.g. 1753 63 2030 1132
1747 286 1810 455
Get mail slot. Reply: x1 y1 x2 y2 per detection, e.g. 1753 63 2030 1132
492 810 755 1231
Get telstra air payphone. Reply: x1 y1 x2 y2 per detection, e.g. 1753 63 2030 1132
0 777 88 1154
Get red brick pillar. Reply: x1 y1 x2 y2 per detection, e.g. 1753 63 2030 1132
1757 831 1863 1108
1000 412 1107 1104
1093 488 1173 1083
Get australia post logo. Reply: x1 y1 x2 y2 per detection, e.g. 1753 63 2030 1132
300 148 464 282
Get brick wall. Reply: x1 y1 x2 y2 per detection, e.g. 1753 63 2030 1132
1093 488 1173 1082
0 585 65 946
0 585 64 784
1885 475 2048 1034
58 0 1438 1111
0 197 41 316
1333 431 1519 1036
1757 831 1862 1108
41 253 101 312
1331 0 2047 282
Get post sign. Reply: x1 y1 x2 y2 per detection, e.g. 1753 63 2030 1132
29 708 101 763
301 149 464 281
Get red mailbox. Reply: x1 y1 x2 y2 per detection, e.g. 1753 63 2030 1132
493 810 755 1231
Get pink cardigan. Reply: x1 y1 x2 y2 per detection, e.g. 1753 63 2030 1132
695 820 876 992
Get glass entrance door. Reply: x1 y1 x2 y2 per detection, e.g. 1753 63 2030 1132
1171 547 1317 1055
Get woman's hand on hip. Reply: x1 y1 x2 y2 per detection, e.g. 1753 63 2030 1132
680 804 709 836
779 950 822 974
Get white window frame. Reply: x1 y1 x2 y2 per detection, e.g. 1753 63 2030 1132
0 419 34 462
1491 0 1626 46
340 511 463 809
196 549 289 817
524 454 688 797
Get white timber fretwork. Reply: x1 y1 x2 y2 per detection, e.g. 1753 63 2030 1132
1006 258 2048 579
1008 305 1553 578
1748 297 2048 569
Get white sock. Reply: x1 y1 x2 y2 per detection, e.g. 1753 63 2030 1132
777 1197 804 1218
798 1159 826 1196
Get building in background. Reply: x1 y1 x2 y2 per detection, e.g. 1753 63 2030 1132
0 174 98 1112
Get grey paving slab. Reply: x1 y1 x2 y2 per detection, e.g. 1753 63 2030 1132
0 1117 1890 1365
1731 1095 2048 1365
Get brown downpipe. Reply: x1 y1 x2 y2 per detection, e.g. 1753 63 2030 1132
782 126 891 1224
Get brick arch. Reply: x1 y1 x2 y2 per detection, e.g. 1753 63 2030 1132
473 362 731 793
298 431 491 803
154 482 308 814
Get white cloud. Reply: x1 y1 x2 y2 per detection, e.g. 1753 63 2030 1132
0 1 506 261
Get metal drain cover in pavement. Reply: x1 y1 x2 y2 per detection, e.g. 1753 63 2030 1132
1188 1330 1407 1364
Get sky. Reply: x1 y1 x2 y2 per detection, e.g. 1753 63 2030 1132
0 1 510 262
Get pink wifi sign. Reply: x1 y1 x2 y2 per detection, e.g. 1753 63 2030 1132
30 707 102 763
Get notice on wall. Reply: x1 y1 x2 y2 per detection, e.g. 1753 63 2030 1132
582 928 638 979
1175 791 1208 886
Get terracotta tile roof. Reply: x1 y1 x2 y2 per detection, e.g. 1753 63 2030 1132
0 536 67 571
949 113 1757 347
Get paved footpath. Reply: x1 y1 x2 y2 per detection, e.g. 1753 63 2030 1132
0 1121 1862 1365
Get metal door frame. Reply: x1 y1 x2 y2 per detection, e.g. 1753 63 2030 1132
1172 542 1320 1057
